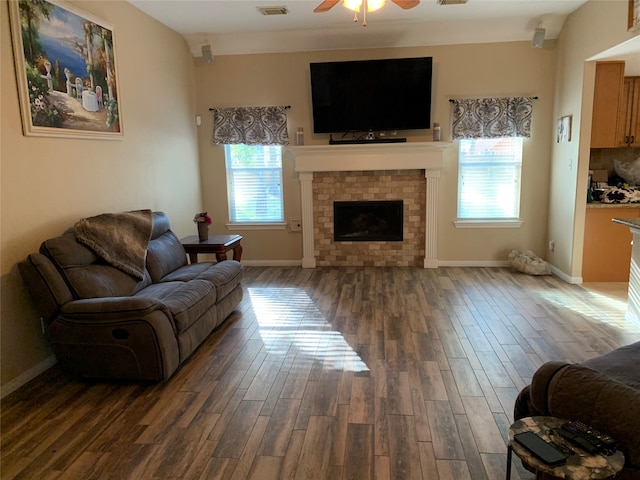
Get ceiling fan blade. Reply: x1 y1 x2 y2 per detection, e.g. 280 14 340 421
392 0 420 9
314 0 341 12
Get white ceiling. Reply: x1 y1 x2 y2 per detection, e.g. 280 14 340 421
127 0 591 57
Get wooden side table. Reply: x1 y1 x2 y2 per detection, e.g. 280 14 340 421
181 234 243 264
507 416 624 480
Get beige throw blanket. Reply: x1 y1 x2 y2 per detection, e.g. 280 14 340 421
74 209 153 280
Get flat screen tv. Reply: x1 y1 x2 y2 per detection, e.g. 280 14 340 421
309 57 432 134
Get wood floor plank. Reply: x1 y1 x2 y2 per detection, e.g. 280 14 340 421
330 404 350 467
453 413 490 480
294 415 335 480
417 441 437 479
386 371 413 415
349 375 376 424
407 354 432 442
243 360 283 401
425 400 465 460
343 423 374 480
246 456 283 480
419 360 449 402
374 455 391 480
475 350 515 389
461 396 506 454
436 459 473 480
1 267 633 480
387 414 422 480
228 415 270 480
213 400 264 458
280 429 305 480
448 358 484 397
259 398 301 457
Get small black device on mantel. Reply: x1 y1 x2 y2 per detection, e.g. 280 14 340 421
309 57 433 137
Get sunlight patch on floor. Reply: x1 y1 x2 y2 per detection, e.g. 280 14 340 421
248 287 370 372
538 282 640 333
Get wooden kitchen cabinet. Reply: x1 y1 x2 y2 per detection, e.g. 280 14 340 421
591 61 625 148
616 76 640 147
582 207 639 282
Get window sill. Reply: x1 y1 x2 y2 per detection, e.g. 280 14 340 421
453 219 523 228
225 222 287 230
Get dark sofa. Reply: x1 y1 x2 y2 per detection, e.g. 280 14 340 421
514 341 640 479
19 211 243 382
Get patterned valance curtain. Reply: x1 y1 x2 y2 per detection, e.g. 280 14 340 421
451 97 534 139
212 106 290 145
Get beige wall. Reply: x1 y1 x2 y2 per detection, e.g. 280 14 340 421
196 42 557 265
547 0 639 281
4 0 632 394
1 0 201 394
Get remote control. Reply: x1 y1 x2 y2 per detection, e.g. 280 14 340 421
556 421 616 454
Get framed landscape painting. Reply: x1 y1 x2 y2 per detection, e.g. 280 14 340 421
8 0 123 139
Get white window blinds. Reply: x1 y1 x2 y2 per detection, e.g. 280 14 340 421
457 137 523 220
225 144 284 223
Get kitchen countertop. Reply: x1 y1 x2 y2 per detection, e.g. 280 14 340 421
587 202 640 208
612 217 640 230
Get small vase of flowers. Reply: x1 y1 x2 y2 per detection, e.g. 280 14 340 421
194 212 212 241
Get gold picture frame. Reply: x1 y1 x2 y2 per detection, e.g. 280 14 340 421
8 0 123 139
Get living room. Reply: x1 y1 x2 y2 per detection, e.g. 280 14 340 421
1 0 640 477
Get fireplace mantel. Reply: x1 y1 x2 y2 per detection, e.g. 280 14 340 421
289 142 451 173
287 142 452 268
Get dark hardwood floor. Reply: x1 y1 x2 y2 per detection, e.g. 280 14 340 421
2 266 637 479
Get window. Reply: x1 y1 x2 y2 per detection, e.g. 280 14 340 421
225 144 284 224
456 137 523 225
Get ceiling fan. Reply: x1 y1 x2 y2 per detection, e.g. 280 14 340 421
314 0 420 26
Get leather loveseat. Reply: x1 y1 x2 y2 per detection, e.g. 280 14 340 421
514 341 640 479
19 210 243 382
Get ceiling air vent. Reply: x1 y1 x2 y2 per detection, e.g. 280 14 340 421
258 6 289 15
437 0 468 4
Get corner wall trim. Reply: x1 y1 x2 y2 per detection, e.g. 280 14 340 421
549 264 582 284
1 355 57 399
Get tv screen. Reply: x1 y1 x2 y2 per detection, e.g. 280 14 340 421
310 57 432 134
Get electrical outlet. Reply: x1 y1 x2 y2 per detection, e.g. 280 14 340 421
548 240 555 252
289 218 301 232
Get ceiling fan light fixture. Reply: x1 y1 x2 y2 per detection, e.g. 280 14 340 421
343 0 362 12
343 0 385 12
367 0 386 12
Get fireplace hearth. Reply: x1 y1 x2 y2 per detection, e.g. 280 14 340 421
334 200 403 242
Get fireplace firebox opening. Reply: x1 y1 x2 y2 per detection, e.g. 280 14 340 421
334 200 403 242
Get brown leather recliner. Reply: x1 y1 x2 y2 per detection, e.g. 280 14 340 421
19 211 243 381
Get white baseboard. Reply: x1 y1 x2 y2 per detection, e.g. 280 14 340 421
241 259 302 267
237 259 586 287
1 355 57 399
244 260 516 268
549 264 582 284
243 259 518 268
438 260 511 267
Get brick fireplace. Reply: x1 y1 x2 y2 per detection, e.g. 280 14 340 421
288 142 451 268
